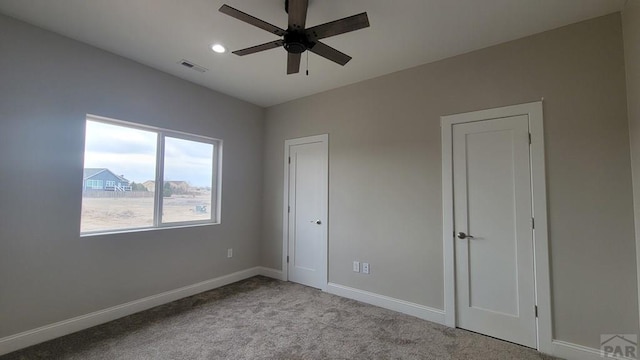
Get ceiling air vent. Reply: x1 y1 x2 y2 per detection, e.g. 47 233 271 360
178 59 208 73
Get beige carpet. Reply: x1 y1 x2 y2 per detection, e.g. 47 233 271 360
1 276 559 359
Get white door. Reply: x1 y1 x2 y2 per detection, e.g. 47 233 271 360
285 135 328 290
453 115 536 348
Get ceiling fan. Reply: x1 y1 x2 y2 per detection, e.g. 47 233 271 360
219 0 370 74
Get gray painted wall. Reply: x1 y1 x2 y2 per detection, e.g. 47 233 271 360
2 8 638 353
262 14 639 348
0 14 264 337
623 0 640 332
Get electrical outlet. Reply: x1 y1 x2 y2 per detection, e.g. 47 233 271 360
227 248 233 258
353 261 360 272
362 263 370 274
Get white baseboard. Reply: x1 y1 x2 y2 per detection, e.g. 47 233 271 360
323 283 633 360
2 269 626 360
257 267 285 281
325 283 636 360
326 282 446 325
0 267 261 356
551 340 636 360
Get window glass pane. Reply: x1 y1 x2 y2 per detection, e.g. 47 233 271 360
162 136 214 223
81 120 157 233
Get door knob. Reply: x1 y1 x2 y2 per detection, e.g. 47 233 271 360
457 232 474 239
316 220 322 225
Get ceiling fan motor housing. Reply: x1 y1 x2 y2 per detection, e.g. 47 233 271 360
283 31 313 54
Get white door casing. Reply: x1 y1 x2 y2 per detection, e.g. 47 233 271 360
282 134 328 290
441 102 552 353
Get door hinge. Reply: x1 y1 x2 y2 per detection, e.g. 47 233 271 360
532 217 535 229
288 205 290 213
529 133 532 144
287 256 289 263
288 157 291 164
535 305 538 318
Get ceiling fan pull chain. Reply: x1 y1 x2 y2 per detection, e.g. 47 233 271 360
306 51 309 76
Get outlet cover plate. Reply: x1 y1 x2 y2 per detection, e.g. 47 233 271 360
362 263 370 274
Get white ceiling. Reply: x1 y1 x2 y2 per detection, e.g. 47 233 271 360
0 0 627 107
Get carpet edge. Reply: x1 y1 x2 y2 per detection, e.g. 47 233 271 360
326 282 446 324
257 267 285 281
0 267 262 356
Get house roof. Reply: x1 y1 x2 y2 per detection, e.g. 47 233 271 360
83 168 130 183
83 168 105 179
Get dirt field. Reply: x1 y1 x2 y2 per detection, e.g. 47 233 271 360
81 194 212 233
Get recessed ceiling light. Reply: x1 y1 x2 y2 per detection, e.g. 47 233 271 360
211 44 226 54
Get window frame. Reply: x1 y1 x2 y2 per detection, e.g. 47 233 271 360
81 114 222 236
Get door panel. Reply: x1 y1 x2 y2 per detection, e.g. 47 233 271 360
453 115 536 348
287 137 328 289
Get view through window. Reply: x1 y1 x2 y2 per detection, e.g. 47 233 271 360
162 136 214 223
81 117 220 234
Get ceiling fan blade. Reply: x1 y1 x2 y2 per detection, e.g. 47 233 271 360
287 53 302 74
287 0 308 30
309 41 352 66
233 40 284 56
306 12 370 40
219 4 285 36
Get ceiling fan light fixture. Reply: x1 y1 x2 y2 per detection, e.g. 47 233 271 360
218 2 370 74
211 43 226 53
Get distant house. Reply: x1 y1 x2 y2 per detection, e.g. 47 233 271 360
83 168 132 191
142 180 156 192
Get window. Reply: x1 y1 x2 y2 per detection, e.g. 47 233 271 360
81 115 221 235
86 179 103 189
